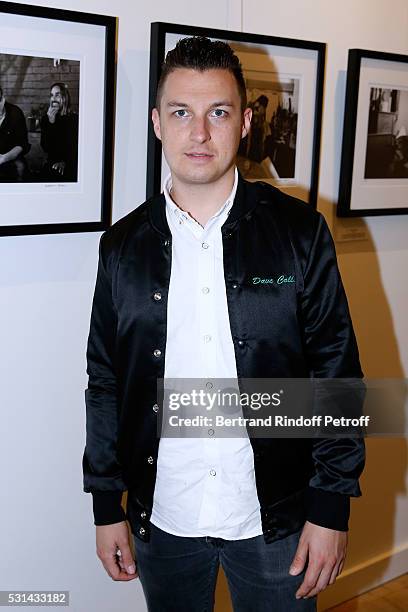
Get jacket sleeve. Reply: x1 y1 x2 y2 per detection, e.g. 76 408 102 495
16 106 30 156
82 232 127 526
40 115 50 153
9 105 30 156
299 212 366 531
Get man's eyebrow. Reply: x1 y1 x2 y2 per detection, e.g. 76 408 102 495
166 101 189 108
165 100 235 108
209 101 234 107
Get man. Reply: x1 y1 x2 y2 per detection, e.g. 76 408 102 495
0 86 30 181
83 37 365 611
388 133 408 178
247 94 270 163
40 82 78 181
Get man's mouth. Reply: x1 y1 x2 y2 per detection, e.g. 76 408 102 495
185 152 214 158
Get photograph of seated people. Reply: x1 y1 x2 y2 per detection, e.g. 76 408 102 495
237 85 298 181
0 85 30 182
0 52 79 184
365 87 408 179
40 82 79 182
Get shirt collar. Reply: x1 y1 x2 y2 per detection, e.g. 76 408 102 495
162 166 238 227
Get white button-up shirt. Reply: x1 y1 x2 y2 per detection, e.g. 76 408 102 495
150 167 263 539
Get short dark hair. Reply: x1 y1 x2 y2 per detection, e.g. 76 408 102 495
155 36 247 111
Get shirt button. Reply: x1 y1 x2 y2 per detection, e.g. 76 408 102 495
232 283 238 289
140 511 147 519
147 456 154 464
164 239 170 247
202 286 210 294
201 242 209 249
209 469 216 476
203 334 212 343
152 403 159 413
153 349 162 357
153 292 162 301
238 340 244 347
139 527 146 536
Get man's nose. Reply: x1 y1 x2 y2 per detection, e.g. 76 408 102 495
190 116 211 143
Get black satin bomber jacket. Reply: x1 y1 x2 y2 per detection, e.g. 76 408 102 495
83 173 365 544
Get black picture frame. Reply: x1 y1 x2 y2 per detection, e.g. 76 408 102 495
338 48 408 217
0 1 116 236
147 22 326 207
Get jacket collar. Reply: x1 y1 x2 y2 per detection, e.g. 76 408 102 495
148 169 259 237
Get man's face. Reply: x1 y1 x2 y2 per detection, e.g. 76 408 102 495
253 102 261 115
50 86 63 112
152 68 251 187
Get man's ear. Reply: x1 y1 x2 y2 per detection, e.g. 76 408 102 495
241 107 252 139
151 107 162 141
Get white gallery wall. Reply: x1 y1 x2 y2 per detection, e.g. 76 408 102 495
0 1 407 611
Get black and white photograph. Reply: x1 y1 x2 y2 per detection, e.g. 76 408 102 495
365 87 408 179
147 22 325 207
0 53 79 183
0 1 116 236
237 73 299 180
338 48 408 216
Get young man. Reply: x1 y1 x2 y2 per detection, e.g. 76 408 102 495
40 82 78 181
83 37 365 611
0 86 30 182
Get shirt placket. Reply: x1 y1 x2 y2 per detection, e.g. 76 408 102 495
160 176 259 537
198 219 226 530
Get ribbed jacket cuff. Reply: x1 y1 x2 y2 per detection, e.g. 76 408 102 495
92 491 126 526
306 487 350 531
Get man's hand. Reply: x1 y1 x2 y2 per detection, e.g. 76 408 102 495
47 106 59 124
96 521 138 581
51 161 66 175
289 521 347 599
0 146 23 166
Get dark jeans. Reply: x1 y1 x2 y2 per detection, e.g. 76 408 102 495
133 522 317 612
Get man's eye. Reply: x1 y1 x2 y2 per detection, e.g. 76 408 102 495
211 109 227 118
174 109 188 117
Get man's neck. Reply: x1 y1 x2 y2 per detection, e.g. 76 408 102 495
169 166 236 227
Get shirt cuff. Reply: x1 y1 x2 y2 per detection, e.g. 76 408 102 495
91 491 126 526
306 487 350 531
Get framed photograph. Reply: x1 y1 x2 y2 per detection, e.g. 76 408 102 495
338 49 408 217
147 22 326 207
0 1 116 236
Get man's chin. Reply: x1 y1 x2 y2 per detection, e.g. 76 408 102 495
172 164 227 186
